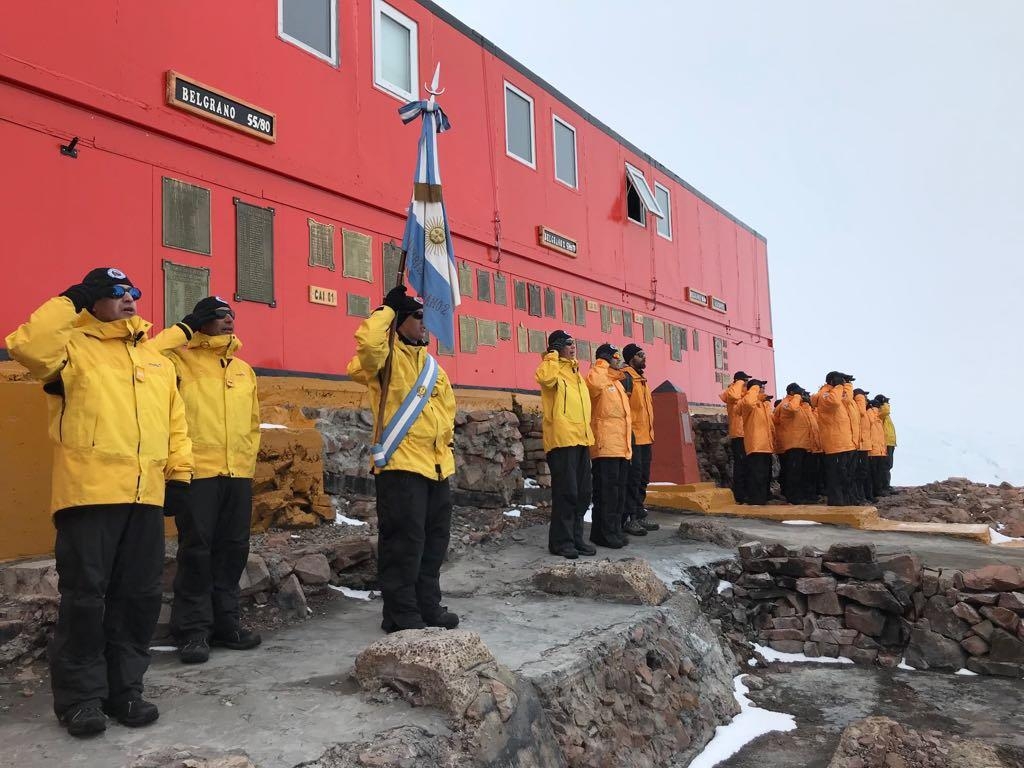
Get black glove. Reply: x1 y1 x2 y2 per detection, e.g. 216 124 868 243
163 480 191 519
180 306 221 334
383 285 408 311
60 283 102 313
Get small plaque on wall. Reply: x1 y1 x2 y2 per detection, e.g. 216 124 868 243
514 280 527 310
234 198 275 306
543 287 556 318
477 318 498 346
527 329 546 353
586 300 598 312
642 317 654 343
493 273 508 306
574 296 587 326
458 262 473 298
623 310 633 338
600 305 611 332
382 241 403 289
346 293 371 317
476 269 491 302
342 230 372 282
162 260 210 330
576 339 591 362
309 285 338 306
517 325 528 353
653 320 665 340
308 219 335 270
561 292 574 323
459 315 478 352
611 308 622 324
162 177 211 256
527 283 542 317
497 321 512 340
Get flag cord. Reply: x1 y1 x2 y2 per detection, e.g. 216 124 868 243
372 250 409 449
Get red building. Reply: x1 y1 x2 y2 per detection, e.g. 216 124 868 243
0 0 775 403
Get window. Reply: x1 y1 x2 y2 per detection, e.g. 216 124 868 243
279 0 338 66
504 82 536 168
374 0 418 101
654 183 672 239
553 116 577 188
625 163 664 226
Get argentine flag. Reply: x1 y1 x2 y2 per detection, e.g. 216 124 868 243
398 98 461 350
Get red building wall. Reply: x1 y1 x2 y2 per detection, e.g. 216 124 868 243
0 0 776 402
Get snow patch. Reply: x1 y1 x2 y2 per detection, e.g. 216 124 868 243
149 646 178 652
519 504 538 510
688 674 796 768
751 643 854 666
717 580 734 594
334 512 367 527
584 503 593 523
897 658 915 670
990 527 1023 544
523 478 540 489
328 585 379 600
648 482 677 486
955 668 979 676
259 423 288 430
781 520 822 526
503 509 521 518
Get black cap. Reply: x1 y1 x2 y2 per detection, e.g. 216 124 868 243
393 294 424 325
83 267 134 289
825 371 844 386
853 388 869 397
191 295 231 317
547 329 574 350
786 382 803 395
622 343 643 363
595 343 621 362
733 371 750 382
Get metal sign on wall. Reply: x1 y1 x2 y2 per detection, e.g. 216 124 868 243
162 260 210 329
710 296 728 313
166 71 277 142
536 225 578 257
686 287 709 307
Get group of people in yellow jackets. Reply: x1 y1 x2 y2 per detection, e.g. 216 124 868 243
720 371 897 507
535 331 659 559
7 268 262 737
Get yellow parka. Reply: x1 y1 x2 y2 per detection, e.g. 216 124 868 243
346 308 456 481
5 297 193 513
806 403 823 454
586 359 632 460
739 384 775 455
152 325 260 479
623 366 654 445
879 403 897 447
773 393 814 452
535 352 594 453
719 379 746 438
867 408 887 457
812 384 856 454
854 393 872 451
843 383 863 452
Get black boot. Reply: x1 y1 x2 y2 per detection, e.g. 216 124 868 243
102 698 159 728
179 634 210 664
61 703 107 737
211 627 262 650
424 607 459 629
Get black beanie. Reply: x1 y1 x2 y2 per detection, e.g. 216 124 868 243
393 294 424 325
622 343 643 363
192 295 231 316
83 267 134 289
547 329 573 349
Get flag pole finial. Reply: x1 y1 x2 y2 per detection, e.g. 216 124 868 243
425 62 444 102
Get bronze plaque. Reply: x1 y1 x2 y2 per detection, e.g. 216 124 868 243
692 329 700 351
528 284 542 317
308 219 335 270
561 292 574 323
653 320 664 340
162 260 210 329
574 296 586 326
623 310 633 338
680 325 688 350
476 269 491 303
527 329 546 353
543 287 556 318
162 177 211 256
347 293 371 317
457 262 473 298
234 198 275 306
459 315 478 352
576 339 591 362
497 321 512 340
382 241 403 290
342 229 372 282
611 308 622 324
514 280 527 311
669 325 682 361
493 273 508 306
477 318 498 346
517 325 528 353
643 317 654 343
600 305 611 332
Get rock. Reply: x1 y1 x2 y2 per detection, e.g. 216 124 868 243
961 565 1024 591
997 591 1024 614
768 640 804 653
353 629 497 717
747 557 823 578
845 605 886 637
923 596 971 641
796 576 837 595
293 553 332 585
876 553 922 587
921 569 940 597
988 628 1024 663
904 623 966 671
276 574 308 620
738 541 768 561
836 583 903 614
980 606 1021 633
329 539 375 571
532 558 670 605
238 554 273 597
960 635 989 656
824 543 876 563
965 657 1024 678
973 620 995 640
808 591 843 615
951 601 982 625
675 519 746 548
0 560 59 600
824 561 884 581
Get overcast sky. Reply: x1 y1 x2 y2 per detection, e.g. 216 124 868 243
434 0 1024 485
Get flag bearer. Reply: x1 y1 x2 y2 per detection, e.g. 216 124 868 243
621 343 659 535
153 297 262 664
536 330 596 559
6 268 193 737
347 286 459 632
586 344 633 548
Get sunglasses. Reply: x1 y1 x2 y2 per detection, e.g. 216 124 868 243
411 310 424 320
214 307 235 319
110 285 142 300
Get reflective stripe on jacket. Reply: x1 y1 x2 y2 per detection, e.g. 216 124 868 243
774 393 814 452
813 384 856 454
5 297 193 512
879 403 897 446
719 379 746 438
586 359 632 460
739 384 776 455
535 352 594 453
347 308 456 480
623 366 654 445
152 325 261 479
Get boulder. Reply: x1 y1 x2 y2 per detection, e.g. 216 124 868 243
293 553 332 585
923 596 971 641
904 623 966 671
675 519 746 548
980 606 1021 633
824 543 876 563
823 561 884 581
997 591 1024 614
329 538 376 572
353 629 497 717
795 576 836 595
876 552 922 587
988 628 1024 664
961 565 1024 591
532 558 670 605
960 635 989 656
844 605 886 637
0 559 59 600
808 591 843 615
746 557 823 578
238 554 272 597
836 582 903 614
965 657 1023 678
276 574 308 620
951 601 982 625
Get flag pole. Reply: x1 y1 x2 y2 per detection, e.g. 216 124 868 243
372 63 443 448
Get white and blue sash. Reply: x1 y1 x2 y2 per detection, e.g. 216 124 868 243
372 353 439 468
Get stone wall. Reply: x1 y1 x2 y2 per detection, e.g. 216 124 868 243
718 541 1024 677
514 403 551 489
692 414 730 486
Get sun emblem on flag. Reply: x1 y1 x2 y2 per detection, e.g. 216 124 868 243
425 216 447 255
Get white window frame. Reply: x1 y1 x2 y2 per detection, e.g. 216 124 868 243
504 81 536 169
552 114 578 189
654 182 672 240
373 0 419 102
625 163 665 220
278 0 339 67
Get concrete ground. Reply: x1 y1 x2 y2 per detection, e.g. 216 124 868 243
2 510 1021 767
